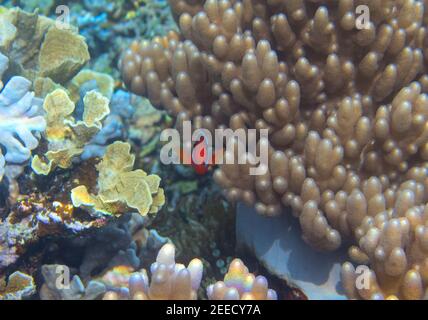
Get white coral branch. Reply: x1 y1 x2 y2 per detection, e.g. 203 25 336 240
0 53 46 185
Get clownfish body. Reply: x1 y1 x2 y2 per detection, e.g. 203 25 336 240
178 136 223 175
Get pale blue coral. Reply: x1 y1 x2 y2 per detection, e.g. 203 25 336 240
81 89 135 160
0 53 46 182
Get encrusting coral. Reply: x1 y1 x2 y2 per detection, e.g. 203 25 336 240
121 0 428 299
0 52 46 200
71 141 165 217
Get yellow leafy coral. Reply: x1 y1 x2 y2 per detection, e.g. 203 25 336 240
67 69 115 102
71 141 165 216
0 6 89 84
31 88 110 175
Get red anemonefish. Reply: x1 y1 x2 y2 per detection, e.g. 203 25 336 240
178 135 224 175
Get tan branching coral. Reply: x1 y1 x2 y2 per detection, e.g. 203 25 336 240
71 141 165 217
102 243 203 300
207 258 277 300
31 88 110 175
121 0 428 299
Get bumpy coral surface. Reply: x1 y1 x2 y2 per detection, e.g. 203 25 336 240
102 243 203 300
40 264 106 300
207 258 277 300
121 0 428 299
0 52 46 199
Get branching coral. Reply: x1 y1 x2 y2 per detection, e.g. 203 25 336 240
38 242 277 300
0 52 46 200
121 0 428 299
71 141 165 217
102 243 203 300
207 258 277 300
100 243 277 300
31 88 110 175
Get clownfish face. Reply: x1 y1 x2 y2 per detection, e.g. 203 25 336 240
178 134 223 176
191 135 212 175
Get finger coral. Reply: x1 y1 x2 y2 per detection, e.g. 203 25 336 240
102 243 203 300
39 242 277 300
207 258 277 300
71 141 165 217
40 265 106 300
31 88 110 175
0 52 46 200
121 0 428 299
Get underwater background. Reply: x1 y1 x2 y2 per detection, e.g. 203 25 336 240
0 0 291 300
1 0 428 301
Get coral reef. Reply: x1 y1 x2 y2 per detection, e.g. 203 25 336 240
0 6 89 84
2 0 178 78
71 141 165 217
0 52 46 200
72 0 177 76
40 264 106 300
0 194 108 272
38 242 276 300
31 68 135 161
31 88 109 175
121 0 428 299
81 89 137 160
0 271 35 300
207 258 277 300
102 243 203 300
67 69 115 103
74 212 168 279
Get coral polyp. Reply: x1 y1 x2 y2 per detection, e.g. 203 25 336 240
102 243 204 300
207 258 277 300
